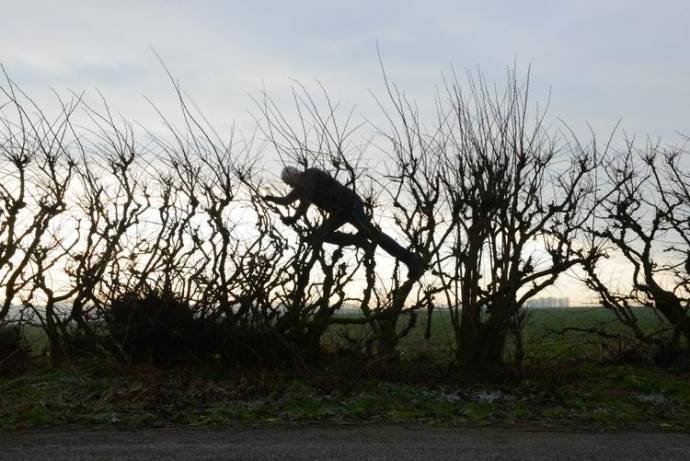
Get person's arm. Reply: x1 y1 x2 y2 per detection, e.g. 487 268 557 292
282 199 310 225
263 188 300 205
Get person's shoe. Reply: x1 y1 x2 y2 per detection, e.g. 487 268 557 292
405 253 424 279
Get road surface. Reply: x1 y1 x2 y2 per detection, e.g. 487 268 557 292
2 424 689 460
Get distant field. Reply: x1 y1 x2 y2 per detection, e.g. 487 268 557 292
18 306 669 362
325 307 670 362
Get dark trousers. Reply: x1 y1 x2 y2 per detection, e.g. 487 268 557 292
312 208 413 264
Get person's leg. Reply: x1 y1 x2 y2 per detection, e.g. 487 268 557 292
310 212 374 250
308 213 347 244
322 231 370 249
349 211 418 265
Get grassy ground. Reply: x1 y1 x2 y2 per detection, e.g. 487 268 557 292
1 360 688 431
1 308 688 431
327 307 671 363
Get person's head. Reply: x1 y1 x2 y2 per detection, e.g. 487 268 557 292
280 166 302 187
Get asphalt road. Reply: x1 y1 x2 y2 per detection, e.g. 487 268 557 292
2 425 689 460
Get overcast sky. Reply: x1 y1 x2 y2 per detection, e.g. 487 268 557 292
2 1 689 304
2 0 689 139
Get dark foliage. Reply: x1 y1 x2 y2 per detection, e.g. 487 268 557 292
108 291 197 366
107 290 313 367
0 326 30 375
61 328 112 360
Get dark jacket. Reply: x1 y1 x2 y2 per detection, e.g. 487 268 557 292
296 168 363 215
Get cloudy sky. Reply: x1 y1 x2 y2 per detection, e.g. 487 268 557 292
2 1 689 304
2 0 689 139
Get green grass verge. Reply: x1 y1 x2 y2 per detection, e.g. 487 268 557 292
2 307 686 431
1 360 688 431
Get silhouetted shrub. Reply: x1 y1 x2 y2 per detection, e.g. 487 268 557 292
213 323 299 367
182 314 309 368
106 289 319 367
108 291 196 366
62 327 112 359
0 326 30 375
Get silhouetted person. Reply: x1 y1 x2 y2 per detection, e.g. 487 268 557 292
264 166 423 278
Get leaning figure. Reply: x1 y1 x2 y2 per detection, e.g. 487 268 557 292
264 166 423 278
